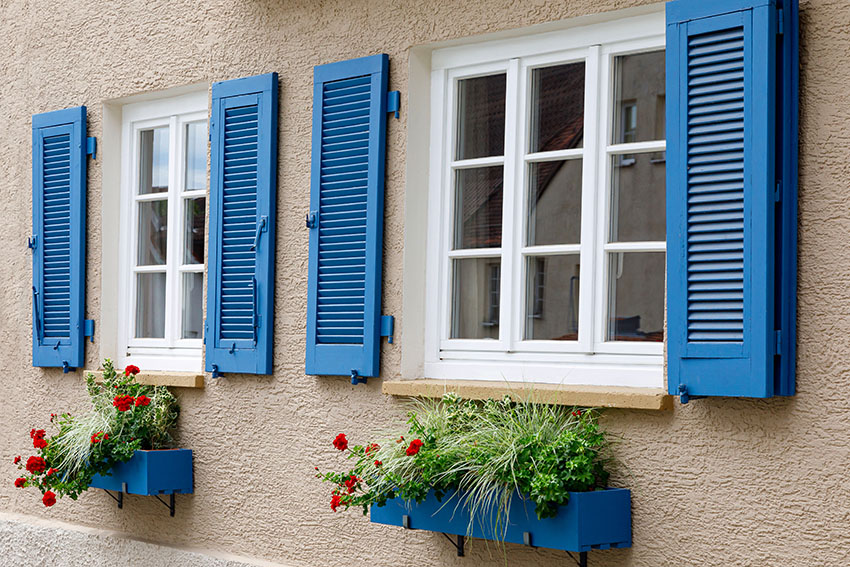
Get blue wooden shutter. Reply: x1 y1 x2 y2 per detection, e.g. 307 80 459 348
666 0 798 400
305 54 392 379
206 73 278 376
32 107 88 371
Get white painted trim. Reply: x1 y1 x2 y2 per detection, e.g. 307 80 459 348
416 8 667 388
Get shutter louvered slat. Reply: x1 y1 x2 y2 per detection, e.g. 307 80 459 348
685 26 746 343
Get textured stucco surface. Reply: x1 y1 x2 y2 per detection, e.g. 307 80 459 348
0 0 848 566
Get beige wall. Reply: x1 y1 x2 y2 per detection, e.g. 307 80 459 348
0 0 847 566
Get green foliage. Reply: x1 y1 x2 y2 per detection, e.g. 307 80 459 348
12 359 180 506
316 394 612 536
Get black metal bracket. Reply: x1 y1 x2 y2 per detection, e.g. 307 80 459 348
102 484 177 517
567 551 589 567
442 533 465 557
154 493 176 517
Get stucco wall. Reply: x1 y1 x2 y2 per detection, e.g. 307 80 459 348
0 0 847 566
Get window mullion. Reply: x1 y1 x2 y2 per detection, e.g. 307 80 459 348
579 45 603 353
164 116 181 347
501 58 521 351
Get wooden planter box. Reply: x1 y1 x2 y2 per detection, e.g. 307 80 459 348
370 487 631 553
90 449 193 496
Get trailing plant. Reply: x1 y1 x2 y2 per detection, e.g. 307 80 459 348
12 359 179 507
316 393 611 534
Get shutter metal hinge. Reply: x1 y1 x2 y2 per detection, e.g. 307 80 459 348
777 9 784 35
775 329 782 356
305 212 318 229
380 315 395 344
27 235 37 250
84 319 95 343
203 319 207 345
677 384 706 404
62 361 70 373
211 364 223 379
775 180 782 202
387 91 401 119
86 137 97 160
351 369 367 386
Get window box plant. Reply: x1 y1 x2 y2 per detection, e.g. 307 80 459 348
316 394 631 553
13 360 192 508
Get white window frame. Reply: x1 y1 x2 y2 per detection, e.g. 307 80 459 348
423 11 666 388
117 91 208 372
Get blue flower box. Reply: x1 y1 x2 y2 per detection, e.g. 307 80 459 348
370 487 631 553
90 449 193 496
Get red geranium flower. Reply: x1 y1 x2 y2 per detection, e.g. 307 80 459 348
374 460 382 467
113 395 134 412
572 410 582 417
135 395 151 407
46 468 57 476
90 431 107 444
365 443 380 455
124 365 140 376
42 491 56 507
344 475 359 494
25 456 46 474
406 439 424 456
330 494 343 512
14 478 25 488
33 437 47 450
13 456 21 464
333 433 348 451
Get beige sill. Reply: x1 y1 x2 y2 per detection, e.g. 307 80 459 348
382 379 672 411
86 370 204 389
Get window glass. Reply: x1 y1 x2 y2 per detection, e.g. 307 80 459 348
451 258 500 339
135 272 166 338
527 160 582 246
524 255 580 340
609 154 666 242
613 51 666 144
454 166 504 249
181 272 204 339
139 127 169 194
183 197 205 264
456 74 506 160
530 62 585 152
185 122 207 191
137 200 168 265
606 252 664 342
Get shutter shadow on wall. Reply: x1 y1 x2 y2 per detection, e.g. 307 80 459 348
206 73 278 376
666 0 798 400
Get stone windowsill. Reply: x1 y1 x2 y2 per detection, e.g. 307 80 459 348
382 379 672 410
86 370 204 389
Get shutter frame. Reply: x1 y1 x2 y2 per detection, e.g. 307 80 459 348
306 54 390 378
32 106 87 370
205 73 278 375
666 0 797 399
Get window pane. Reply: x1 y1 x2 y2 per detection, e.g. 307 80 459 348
524 255 580 340
451 258 500 339
607 252 664 342
139 127 169 194
610 154 666 242
185 122 207 191
456 74 506 160
183 197 205 264
181 272 204 339
527 159 582 246
612 51 665 144
137 200 168 265
135 272 166 338
530 62 585 153
454 166 503 249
